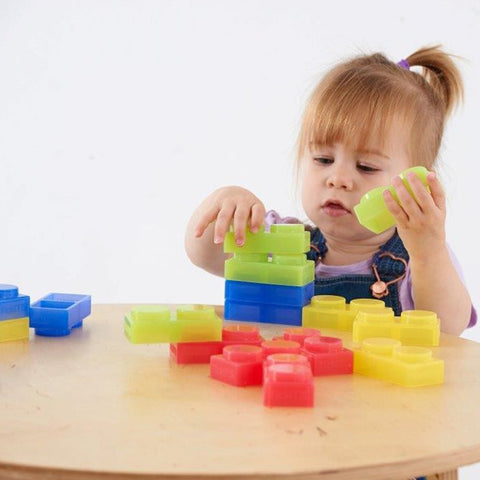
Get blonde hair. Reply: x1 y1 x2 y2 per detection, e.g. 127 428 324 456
296 45 464 173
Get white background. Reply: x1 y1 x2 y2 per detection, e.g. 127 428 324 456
0 1 479 476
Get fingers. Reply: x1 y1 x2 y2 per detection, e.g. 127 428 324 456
250 203 266 233
194 206 220 238
213 202 236 244
383 188 409 224
426 171 446 211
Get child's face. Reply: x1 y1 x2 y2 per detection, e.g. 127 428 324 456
301 126 412 243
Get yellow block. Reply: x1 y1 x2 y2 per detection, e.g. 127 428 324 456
0 317 29 342
353 338 444 387
353 309 440 346
124 305 222 344
302 295 390 331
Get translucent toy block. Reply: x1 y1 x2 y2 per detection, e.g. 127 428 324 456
225 280 314 307
224 300 303 326
125 305 222 344
354 166 429 234
353 309 440 346
302 295 390 331
353 337 444 387
261 339 301 359
301 336 353 376
210 345 264 387
0 284 30 321
0 317 29 342
224 255 315 287
264 353 311 370
170 324 266 364
30 293 91 337
224 224 309 255
263 363 314 407
280 327 321 346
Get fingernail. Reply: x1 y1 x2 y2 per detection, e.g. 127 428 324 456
250 226 258 233
214 236 222 244
236 238 244 246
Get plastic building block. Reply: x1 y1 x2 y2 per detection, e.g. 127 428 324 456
354 166 429 234
0 317 29 342
170 341 223 364
0 284 30 321
264 352 311 370
225 280 314 307
210 345 264 386
353 337 444 387
225 300 304 326
225 255 315 287
224 224 310 254
263 363 314 407
170 324 266 364
301 336 353 376
353 309 440 346
222 323 265 347
302 295 390 331
281 327 321 346
30 293 91 337
125 304 222 344
261 339 301 358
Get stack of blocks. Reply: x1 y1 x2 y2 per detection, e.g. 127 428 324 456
224 224 315 326
0 284 30 342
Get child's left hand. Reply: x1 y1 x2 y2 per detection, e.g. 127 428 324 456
383 171 446 258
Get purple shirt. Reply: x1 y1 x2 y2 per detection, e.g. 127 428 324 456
265 210 477 329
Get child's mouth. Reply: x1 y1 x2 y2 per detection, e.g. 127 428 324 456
322 201 351 217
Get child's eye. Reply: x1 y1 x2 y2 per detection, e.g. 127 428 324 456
313 157 333 165
357 163 380 173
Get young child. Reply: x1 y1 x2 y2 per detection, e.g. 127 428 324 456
185 45 476 336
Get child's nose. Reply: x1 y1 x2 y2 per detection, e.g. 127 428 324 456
327 167 354 190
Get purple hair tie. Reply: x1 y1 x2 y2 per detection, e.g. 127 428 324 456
397 59 410 70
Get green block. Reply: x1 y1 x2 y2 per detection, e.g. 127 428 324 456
354 166 429 234
224 223 309 254
124 305 222 344
225 257 315 286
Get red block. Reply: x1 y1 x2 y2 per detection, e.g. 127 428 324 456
170 324 264 364
261 339 301 359
263 363 314 407
222 323 265 347
301 336 353 376
210 345 263 386
282 327 321 346
170 342 223 364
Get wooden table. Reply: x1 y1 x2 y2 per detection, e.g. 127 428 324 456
1 304 479 480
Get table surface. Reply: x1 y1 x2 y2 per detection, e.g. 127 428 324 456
0 304 479 480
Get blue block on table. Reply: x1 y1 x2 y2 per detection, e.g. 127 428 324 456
30 293 91 337
225 280 314 307
224 300 302 326
0 284 30 321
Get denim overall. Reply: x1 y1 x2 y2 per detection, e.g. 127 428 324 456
307 227 409 315
308 228 427 480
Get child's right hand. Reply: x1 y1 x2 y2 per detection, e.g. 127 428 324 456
194 186 266 246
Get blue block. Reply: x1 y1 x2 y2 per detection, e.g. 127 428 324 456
0 284 30 321
225 280 314 307
224 300 302 326
30 293 91 337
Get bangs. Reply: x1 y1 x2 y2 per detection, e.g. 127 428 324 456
298 68 416 158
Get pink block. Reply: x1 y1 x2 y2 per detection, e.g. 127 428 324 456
222 323 265 347
282 327 321 346
210 345 264 386
263 363 314 407
170 342 223 364
261 339 301 359
301 336 353 376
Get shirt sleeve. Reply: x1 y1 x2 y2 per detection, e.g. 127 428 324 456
264 210 304 231
399 244 477 329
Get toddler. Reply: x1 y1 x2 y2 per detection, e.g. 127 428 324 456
185 45 476 336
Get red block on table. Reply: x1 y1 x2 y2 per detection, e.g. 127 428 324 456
282 327 321 346
261 339 301 359
170 342 223 364
222 324 265 347
170 324 264 364
301 336 353 376
210 345 263 386
263 363 314 407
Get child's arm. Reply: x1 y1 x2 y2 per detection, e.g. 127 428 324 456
383 171 472 336
184 186 266 277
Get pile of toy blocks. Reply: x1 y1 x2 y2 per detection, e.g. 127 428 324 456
223 224 315 326
0 283 92 342
124 304 356 407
